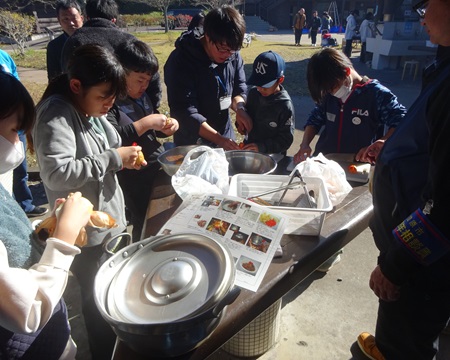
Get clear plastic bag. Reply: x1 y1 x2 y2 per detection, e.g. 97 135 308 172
291 153 352 206
171 146 230 200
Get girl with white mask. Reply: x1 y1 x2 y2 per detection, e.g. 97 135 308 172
294 48 407 165
0 69 93 359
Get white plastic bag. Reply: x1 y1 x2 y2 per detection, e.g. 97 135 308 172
172 146 230 200
291 153 352 206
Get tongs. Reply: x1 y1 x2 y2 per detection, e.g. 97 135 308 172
247 180 305 200
275 169 314 207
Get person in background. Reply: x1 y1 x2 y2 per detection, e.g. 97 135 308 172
107 39 179 241
33 44 143 360
356 0 450 358
344 9 358 58
164 6 251 149
0 68 92 360
309 10 322 47
293 47 405 272
61 0 162 111
359 12 375 63
240 51 295 155
0 49 48 217
46 0 84 81
188 11 205 32
292 8 306 46
321 11 333 34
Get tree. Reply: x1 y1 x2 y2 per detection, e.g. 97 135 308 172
0 10 34 57
0 0 56 12
137 0 179 33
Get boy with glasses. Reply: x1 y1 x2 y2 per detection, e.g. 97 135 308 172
164 6 252 150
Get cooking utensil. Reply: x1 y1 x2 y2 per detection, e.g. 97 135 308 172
297 171 314 208
247 180 305 200
94 233 240 357
225 151 277 176
157 145 202 176
275 170 301 206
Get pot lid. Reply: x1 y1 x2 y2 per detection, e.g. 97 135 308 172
105 233 234 324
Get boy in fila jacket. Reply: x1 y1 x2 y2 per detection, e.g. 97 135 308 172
294 48 406 164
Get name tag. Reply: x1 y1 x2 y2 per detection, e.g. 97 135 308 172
220 95 232 110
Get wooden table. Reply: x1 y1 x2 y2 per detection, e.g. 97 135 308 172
113 167 373 360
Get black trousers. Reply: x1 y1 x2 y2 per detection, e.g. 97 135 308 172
310 29 318 45
375 272 450 359
294 28 303 45
344 39 353 58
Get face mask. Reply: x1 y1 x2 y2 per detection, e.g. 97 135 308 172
0 135 25 174
333 76 353 102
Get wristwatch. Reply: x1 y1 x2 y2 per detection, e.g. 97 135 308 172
236 103 246 112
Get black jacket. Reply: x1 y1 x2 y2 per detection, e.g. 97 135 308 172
245 85 295 154
61 18 162 110
370 46 450 286
164 30 247 146
46 32 69 81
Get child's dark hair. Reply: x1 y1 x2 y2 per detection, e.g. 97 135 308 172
204 6 245 51
85 0 118 20
41 44 127 102
0 69 35 145
116 39 159 75
307 48 353 103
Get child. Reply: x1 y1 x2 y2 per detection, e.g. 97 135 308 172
293 47 406 165
33 44 143 360
239 51 295 155
0 69 92 359
107 39 179 241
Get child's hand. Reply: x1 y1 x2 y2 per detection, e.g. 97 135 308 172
117 145 146 169
236 111 253 134
145 114 167 131
53 192 93 246
242 143 259 152
160 117 179 136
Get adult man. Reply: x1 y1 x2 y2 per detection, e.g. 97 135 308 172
292 8 306 46
61 0 162 110
308 10 322 46
356 0 450 359
164 6 251 150
46 0 83 81
344 9 358 57
0 49 48 217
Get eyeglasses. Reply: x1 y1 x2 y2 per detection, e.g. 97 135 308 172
413 0 429 18
214 43 239 54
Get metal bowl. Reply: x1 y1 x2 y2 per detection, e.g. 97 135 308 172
226 151 277 176
157 145 201 176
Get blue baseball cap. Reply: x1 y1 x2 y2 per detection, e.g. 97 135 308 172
247 51 285 88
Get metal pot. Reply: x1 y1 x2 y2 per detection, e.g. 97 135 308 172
94 233 240 357
226 151 277 176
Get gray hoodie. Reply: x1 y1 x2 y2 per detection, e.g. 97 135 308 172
33 95 127 246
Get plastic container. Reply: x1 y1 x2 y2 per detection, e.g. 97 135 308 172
228 175 333 236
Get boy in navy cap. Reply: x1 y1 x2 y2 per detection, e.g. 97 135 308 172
239 51 295 155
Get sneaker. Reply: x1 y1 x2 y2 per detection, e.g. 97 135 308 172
357 332 385 360
316 249 343 272
26 206 49 218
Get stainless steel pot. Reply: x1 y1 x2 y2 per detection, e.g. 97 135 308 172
94 233 240 357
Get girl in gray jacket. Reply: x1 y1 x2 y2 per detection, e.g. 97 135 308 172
33 44 143 360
